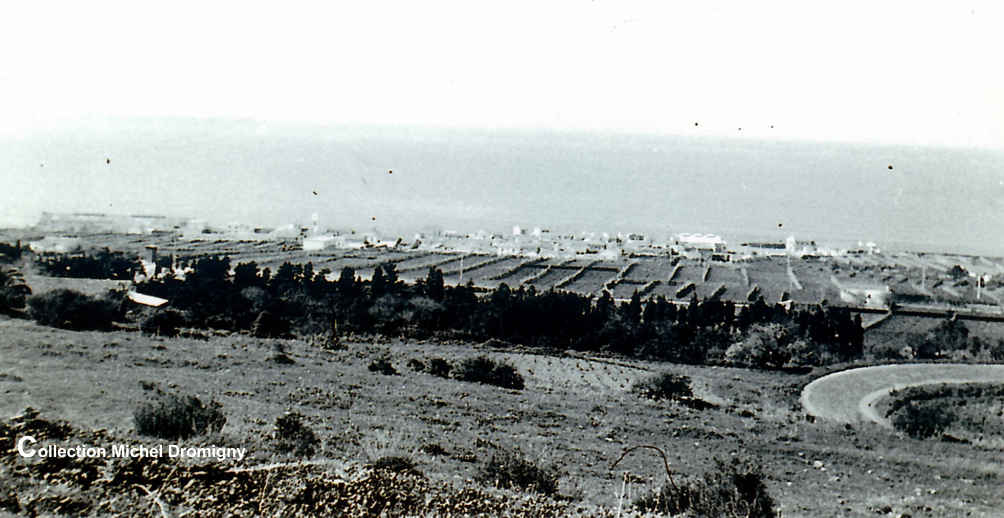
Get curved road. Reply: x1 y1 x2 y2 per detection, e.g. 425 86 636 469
800 363 1004 427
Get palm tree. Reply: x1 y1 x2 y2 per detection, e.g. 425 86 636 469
0 266 31 314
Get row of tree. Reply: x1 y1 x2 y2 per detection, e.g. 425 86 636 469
136 257 865 368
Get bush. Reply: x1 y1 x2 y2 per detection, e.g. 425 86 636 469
369 455 422 476
454 356 524 390
0 266 31 314
272 412 320 457
893 401 956 439
420 443 448 456
368 358 399 376
252 310 290 338
134 392 226 440
725 323 795 369
407 358 426 372
427 357 452 378
631 373 693 401
28 289 118 330
476 448 559 495
635 456 776 518
139 308 187 337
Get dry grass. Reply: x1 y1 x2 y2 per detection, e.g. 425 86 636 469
2 314 1003 516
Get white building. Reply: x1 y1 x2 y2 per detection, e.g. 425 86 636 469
675 233 727 253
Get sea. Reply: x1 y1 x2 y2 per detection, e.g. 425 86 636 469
4 119 1003 257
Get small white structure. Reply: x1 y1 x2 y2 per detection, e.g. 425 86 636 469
302 235 336 251
675 233 727 253
127 291 169 307
28 236 82 254
839 284 891 308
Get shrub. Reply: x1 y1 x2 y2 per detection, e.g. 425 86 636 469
631 373 693 401
407 358 426 372
635 456 776 518
725 323 794 369
427 357 452 378
893 401 956 439
252 310 290 338
368 358 399 376
27 289 118 330
420 443 448 456
476 448 559 495
369 455 422 476
134 392 226 440
269 341 295 365
454 356 524 390
272 412 320 457
0 266 31 314
139 308 187 337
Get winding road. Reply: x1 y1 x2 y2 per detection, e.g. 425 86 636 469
800 363 1004 427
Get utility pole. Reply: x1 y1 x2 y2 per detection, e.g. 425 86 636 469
458 255 464 285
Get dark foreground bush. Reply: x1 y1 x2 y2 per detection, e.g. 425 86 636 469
139 308 187 337
427 357 452 378
476 448 559 495
272 412 320 457
631 373 693 401
369 455 422 476
635 456 776 518
252 310 291 338
134 392 226 440
0 266 31 314
454 356 524 390
893 401 956 439
28 289 119 330
368 358 399 375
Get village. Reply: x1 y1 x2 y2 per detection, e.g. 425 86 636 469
15 211 1004 319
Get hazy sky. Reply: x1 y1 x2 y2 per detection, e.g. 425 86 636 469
2 1 1002 148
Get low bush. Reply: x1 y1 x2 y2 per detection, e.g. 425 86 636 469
476 448 559 495
369 455 422 476
892 401 956 439
368 358 399 376
407 358 426 372
631 373 693 401
27 289 119 331
134 392 226 440
139 308 187 337
252 310 290 338
272 412 320 457
420 443 448 456
427 357 452 378
635 456 776 518
0 266 31 314
454 356 524 390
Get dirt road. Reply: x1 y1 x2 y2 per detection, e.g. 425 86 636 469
800 363 1004 425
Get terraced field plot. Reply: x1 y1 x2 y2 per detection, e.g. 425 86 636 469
622 259 672 282
670 265 705 284
492 264 544 288
528 266 577 291
561 268 616 294
611 280 648 299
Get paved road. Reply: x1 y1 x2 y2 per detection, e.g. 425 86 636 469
800 363 1004 426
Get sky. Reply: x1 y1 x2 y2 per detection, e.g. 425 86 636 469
1 1 1002 148
1 1 1003 254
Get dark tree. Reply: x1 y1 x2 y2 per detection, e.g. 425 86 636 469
426 267 445 302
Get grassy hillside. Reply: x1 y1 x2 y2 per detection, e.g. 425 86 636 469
1 315 1002 516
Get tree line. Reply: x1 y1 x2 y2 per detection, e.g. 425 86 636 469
135 257 865 368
